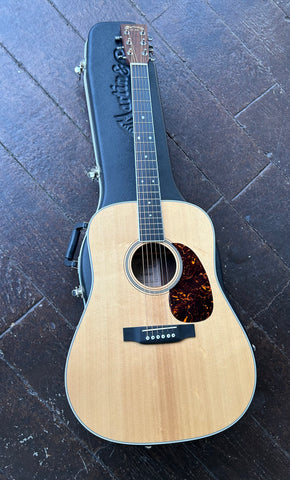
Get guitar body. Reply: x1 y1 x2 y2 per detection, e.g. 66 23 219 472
65 200 256 445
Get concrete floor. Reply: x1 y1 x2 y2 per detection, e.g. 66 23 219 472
0 1 289 479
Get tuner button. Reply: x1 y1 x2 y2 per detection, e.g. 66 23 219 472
115 35 122 41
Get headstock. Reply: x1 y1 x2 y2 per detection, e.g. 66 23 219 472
118 24 151 65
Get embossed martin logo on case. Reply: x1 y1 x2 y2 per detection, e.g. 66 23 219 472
111 49 133 133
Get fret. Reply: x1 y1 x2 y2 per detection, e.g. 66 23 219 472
137 188 160 193
136 167 158 172
138 211 163 216
139 228 164 233
132 88 150 91
140 234 164 242
139 220 163 224
134 131 154 135
131 63 164 242
138 217 163 222
135 148 156 153
139 229 164 233
137 183 159 187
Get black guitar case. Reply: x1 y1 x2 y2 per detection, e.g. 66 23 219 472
65 21 223 302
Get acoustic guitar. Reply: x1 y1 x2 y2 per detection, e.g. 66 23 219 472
65 24 256 445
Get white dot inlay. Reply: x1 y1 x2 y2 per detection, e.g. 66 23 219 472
141 115 145 119
149 136 152 140
144 155 148 158
137 136 140 140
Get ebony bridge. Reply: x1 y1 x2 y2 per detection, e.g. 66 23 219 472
123 324 196 344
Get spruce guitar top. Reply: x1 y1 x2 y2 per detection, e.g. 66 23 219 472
65 24 256 445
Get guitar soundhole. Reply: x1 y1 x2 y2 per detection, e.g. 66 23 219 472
131 242 177 288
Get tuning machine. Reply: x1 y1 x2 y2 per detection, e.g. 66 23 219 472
149 48 156 61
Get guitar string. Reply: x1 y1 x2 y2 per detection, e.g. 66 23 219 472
134 64 153 335
133 64 152 334
131 65 148 336
132 63 172 337
140 63 171 324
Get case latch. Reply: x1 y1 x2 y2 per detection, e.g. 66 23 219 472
74 60 86 76
87 166 100 181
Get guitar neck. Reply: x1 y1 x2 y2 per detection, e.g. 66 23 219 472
130 63 165 242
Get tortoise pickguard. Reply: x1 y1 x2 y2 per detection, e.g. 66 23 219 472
170 243 213 322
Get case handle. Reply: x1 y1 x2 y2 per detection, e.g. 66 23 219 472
65 222 88 267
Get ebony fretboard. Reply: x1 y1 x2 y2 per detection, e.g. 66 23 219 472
130 63 165 242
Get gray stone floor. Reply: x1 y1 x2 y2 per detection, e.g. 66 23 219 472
0 1 289 479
